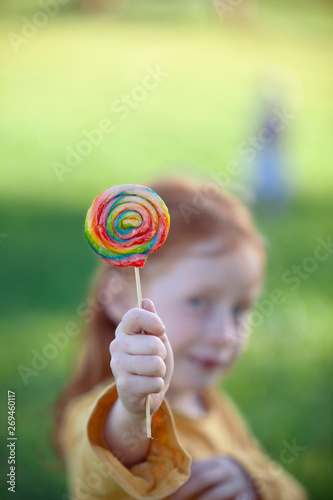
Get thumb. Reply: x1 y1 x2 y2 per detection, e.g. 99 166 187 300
141 298 157 314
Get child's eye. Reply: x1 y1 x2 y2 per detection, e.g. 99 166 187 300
233 304 250 321
187 297 208 309
233 307 243 318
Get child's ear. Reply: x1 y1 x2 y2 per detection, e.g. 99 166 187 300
100 268 135 322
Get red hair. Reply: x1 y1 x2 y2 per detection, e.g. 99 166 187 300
53 176 265 457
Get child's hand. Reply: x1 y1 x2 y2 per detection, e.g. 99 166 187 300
171 457 258 500
110 298 174 418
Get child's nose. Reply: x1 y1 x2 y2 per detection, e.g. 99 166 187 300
205 309 236 347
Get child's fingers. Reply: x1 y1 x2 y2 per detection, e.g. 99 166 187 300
111 333 167 360
141 298 157 314
119 307 165 337
118 374 165 397
113 353 167 378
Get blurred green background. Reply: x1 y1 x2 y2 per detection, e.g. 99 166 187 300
1 0 332 498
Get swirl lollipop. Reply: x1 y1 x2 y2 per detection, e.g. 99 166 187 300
85 184 170 268
85 184 170 438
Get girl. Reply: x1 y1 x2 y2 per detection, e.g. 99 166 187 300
54 177 308 500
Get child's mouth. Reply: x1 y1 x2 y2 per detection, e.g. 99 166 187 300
187 355 224 370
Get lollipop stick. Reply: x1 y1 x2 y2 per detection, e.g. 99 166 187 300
134 267 152 439
134 266 143 309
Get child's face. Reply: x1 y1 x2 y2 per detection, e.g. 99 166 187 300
144 238 263 396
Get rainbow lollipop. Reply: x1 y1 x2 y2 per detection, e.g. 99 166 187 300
85 184 170 268
85 184 170 438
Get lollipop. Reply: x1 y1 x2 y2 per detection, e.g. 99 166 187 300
85 184 170 438
85 184 170 268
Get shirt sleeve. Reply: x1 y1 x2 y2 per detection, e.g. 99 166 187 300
60 381 191 500
218 392 309 500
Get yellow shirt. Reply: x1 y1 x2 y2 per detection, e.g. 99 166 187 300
60 380 308 500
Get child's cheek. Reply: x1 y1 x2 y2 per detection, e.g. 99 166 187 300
236 316 250 343
169 328 197 357
233 336 247 360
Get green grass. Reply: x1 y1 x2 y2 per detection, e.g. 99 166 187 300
0 2 333 499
